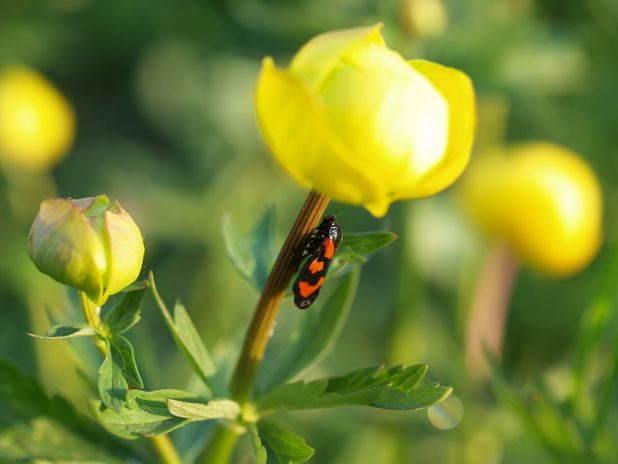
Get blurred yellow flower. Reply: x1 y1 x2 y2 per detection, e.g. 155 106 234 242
256 24 476 217
0 66 75 170
460 143 603 275
29 195 145 305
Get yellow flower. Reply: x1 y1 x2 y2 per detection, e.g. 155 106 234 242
29 195 145 305
460 143 603 275
0 66 75 170
256 24 476 217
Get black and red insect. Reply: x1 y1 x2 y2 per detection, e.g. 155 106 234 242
293 215 342 309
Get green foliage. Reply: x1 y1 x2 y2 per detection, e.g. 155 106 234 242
167 398 241 421
98 337 144 411
223 208 277 291
149 271 216 389
0 361 141 462
29 323 98 339
252 421 315 464
257 267 360 393
92 389 202 439
102 281 148 335
256 364 451 415
334 231 398 266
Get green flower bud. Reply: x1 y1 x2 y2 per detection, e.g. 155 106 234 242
28 195 145 305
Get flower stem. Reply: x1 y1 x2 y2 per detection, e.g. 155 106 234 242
230 189 330 404
464 242 518 378
78 291 181 464
199 190 330 464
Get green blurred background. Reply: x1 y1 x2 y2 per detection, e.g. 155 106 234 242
1 0 618 462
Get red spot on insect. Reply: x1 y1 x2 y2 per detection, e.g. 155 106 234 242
298 277 325 298
323 239 335 259
308 258 324 273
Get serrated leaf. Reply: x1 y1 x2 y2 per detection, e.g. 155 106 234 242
29 323 98 339
222 212 257 288
149 272 215 390
257 421 314 464
257 268 360 393
167 399 240 421
256 364 451 415
92 389 202 439
102 282 148 335
0 361 139 462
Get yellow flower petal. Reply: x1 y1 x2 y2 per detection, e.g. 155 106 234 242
0 66 75 170
394 59 476 199
290 24 385 89
460 143 602 275
256 57 388 211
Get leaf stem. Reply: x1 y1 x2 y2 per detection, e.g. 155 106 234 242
230 189 330 404
78 292 182 464
198 423 244 464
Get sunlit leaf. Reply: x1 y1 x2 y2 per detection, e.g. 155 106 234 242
167 399 240 421
29 323 98 339
257 421 314 463
256 364 450 415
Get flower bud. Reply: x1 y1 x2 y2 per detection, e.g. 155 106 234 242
256 24 476 217
0 66 75 170
460 143 603 275
28 195 145 304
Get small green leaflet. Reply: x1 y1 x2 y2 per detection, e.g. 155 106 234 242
251 421 314 464
331 231 397 273
149 272 216 390
256 364 451 415
222 208 277 292
29 323 98 339
102 281 148 336
98 337 143 411
92 389 203 440
167 399 240 421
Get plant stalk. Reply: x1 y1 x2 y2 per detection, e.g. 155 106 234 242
78 292 181 464
230 189 330 404
199 189 329 464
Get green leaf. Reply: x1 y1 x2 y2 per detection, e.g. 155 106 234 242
335 231 396 262
0 361 140 462
222 212 257 288
29 323 98 339
257 268 360 393
92 389 202 439
149 272 216 390
98 337 144 411
256 364 451 415
257 421 314 464
98 340 129 411
111 335 144 389
222 209 277 291
167 399 240 421
250 424 268 464
102 281 148 335
248 207 277 290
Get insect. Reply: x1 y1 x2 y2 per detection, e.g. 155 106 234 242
293 215 342 309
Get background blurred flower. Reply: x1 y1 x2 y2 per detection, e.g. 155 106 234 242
0 66 75 170
460 142 603 275
256 24 475 217
28 195 144 305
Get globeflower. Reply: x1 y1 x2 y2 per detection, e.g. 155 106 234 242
460 143 603 275
255 24 476 217
28 195 145 305
0 66 75 170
